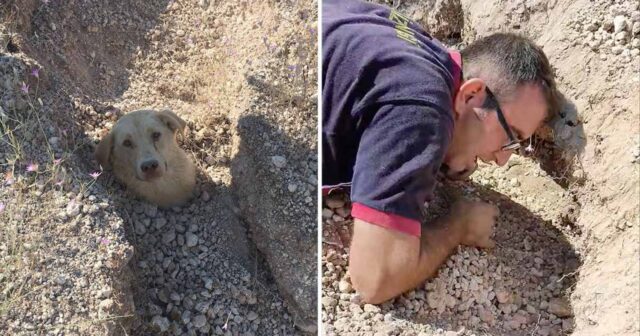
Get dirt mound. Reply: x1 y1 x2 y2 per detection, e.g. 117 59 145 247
0 0 316 335
323 0 639 335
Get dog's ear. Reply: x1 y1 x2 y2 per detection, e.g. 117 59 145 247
156 109 187 134
95 132 113 170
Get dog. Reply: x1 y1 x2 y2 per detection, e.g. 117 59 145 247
95 109 196 208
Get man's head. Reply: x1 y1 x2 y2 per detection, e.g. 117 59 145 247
443 33 561 180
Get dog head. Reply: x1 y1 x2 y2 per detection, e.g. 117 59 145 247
95 109 187 182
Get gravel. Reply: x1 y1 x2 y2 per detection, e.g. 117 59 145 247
322 156 580 335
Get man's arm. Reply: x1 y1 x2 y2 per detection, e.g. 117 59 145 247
349 200 498 304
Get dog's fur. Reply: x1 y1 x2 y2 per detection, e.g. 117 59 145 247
95 109 196 207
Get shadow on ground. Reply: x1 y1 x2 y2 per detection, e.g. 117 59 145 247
230 114 318 333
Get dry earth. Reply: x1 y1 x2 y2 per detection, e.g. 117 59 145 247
322 0 639 335
0 0 317 335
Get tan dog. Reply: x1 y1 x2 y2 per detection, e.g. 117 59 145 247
95 109 196 207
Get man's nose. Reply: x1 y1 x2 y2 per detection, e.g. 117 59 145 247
495 151 512 166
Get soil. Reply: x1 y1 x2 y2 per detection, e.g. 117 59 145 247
0 0 316 335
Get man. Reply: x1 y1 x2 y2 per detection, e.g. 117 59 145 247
322 0 561 304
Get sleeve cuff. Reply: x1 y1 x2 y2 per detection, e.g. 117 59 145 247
351 202 421 237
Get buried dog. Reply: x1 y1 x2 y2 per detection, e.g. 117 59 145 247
95 109 196 207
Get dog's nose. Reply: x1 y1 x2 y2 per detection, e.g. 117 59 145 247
140 160 159 172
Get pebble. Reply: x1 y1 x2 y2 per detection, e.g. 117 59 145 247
322 297 338 308
185 232 198 247
192 314 207 328
338 279 352 293
326 198 345 209
247 311 259 321
135 220 146 235
271 155 287 168
162 230 176 245
364 304 380 313
496 290 511 304
198 0 209 9
96 287 112 299
288 183 297 192
54 275 66 286
201 190 210 202
66 201 81 217
478 308 495 324
145 204 158 218
547 297 573 317
614 15 628 33
151 315 170 332
154 217 167 230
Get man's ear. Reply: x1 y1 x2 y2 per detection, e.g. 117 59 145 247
95 131 113 170
456 78 487 109
156 109 187 134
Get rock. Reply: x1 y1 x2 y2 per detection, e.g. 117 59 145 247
66 201 81 217
97 287 112 299
496 290 511 304
185 232 198 247
322 208 333 219
584 22 599 32
54 275 66 286
200 190 210 201
325 197 345 209
633 22 640 36
162 230 176 245
270 155 287 168
247 311 259 321
478 308 495 325
338 279 352 293
134 220 146 235
614 15 628 33
198 0 209 9
547 297 573 317
364 304 380 313
615 31 628 43
154 217 167 230
151 315 170 332
192 314 207 328
322 297 338 309
288 183 297 192
562 318 574 332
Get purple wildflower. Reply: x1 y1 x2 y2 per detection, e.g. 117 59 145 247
26 163 39 172
53 158 62 165
100 237 111 245
31 68 40 78
0 202 5 213
20 82 29 94
90 171 102 179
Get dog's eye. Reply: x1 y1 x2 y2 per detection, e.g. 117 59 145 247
123 139 133 147
152 132 161 141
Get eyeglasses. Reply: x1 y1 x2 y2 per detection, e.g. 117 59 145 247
485 87 526 151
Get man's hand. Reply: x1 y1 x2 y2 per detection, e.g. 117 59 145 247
453 200 499 249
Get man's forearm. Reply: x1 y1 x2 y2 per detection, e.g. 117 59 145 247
349 214 464 304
